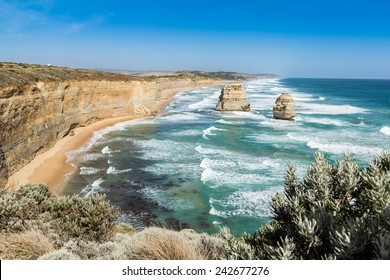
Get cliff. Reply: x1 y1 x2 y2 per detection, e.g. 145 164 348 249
0 63 221 189
216 82 250 111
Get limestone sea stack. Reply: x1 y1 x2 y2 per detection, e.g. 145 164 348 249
273 93 295 120
216 83 250 111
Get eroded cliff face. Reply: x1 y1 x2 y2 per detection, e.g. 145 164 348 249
0 78 220 189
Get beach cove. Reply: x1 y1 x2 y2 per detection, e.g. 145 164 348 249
60 78 390 235
5 85 221 194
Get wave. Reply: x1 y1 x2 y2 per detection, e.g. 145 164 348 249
188 90 220 110
199 158 278 187
158 112 200 122
209 187 282 218
80 177 105 197
215 119 244 125
106 166 132 174
298 103 369 115
101 146 112 154
303 117 350 126
135 139 199 162
231 111 267 121
306 140 384 156
195 145 218 155
202 126 226 139
79 167 101 175
380 126 390 136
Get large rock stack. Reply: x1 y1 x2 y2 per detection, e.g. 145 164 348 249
216 83 250 111
273 93 295 120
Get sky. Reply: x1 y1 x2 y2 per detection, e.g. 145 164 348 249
1 0 390 78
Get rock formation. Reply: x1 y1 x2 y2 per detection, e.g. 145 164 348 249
216 83 250 111
0 77 221 189
273 93 295 120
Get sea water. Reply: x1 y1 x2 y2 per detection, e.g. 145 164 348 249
63 78 390 235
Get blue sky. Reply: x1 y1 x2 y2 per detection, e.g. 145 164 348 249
1 0 390 78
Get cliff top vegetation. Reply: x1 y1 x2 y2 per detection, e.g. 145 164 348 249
0 62 276 88
0 62 144 88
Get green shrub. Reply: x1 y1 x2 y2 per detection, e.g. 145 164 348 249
0 184 53 233
227 152 390 260
49 194 121 243
0 185 121 245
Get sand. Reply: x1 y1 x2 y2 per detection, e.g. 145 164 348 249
6 86 201 194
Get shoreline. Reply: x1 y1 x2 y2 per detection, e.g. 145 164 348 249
5 86 204 195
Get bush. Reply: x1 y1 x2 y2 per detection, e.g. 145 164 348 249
226 152 390 260
0 230 54 260
40 239 126 260
49 194 121 243
0 184 52 233
0 185 121 245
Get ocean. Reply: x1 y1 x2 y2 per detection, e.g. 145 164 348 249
62 78 390 236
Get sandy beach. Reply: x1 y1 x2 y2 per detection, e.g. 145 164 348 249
5 86 202 195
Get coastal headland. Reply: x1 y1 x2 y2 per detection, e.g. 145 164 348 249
0 63 272 193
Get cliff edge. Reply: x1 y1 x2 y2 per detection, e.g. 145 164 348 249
0 63 221 189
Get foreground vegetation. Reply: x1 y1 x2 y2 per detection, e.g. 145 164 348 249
0 152 389 259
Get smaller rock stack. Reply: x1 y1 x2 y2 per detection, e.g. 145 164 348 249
216 83 250 111
273 93 295 120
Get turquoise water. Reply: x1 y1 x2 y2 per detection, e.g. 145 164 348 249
63 78 390 236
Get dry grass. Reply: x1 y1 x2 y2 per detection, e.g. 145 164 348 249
0 230 54 260
125 227 204 260
113 223 136 236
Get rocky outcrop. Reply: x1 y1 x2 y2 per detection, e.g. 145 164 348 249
0 78 220 189
273 93 295 120
216 83 250 111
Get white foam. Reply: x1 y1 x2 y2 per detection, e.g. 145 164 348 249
143 162 200 177
170 129 201 136
209 187 282 218
261 119 300 130
298 103 369 115
158 112 200 122
80 177 105 197
107 166 132 174
79 167 100 175
306 140 384 156
200 160 276 187
202 126 226 139
81 153 104 161
303 117 350 126
319 97 326 101
101 146 112 155
195 145 218 155
380 126 390 136
215 119 244 125
188 91 220 110
229 111 268 121
135 139 199 162
270 86 292 92
286 133 311 142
